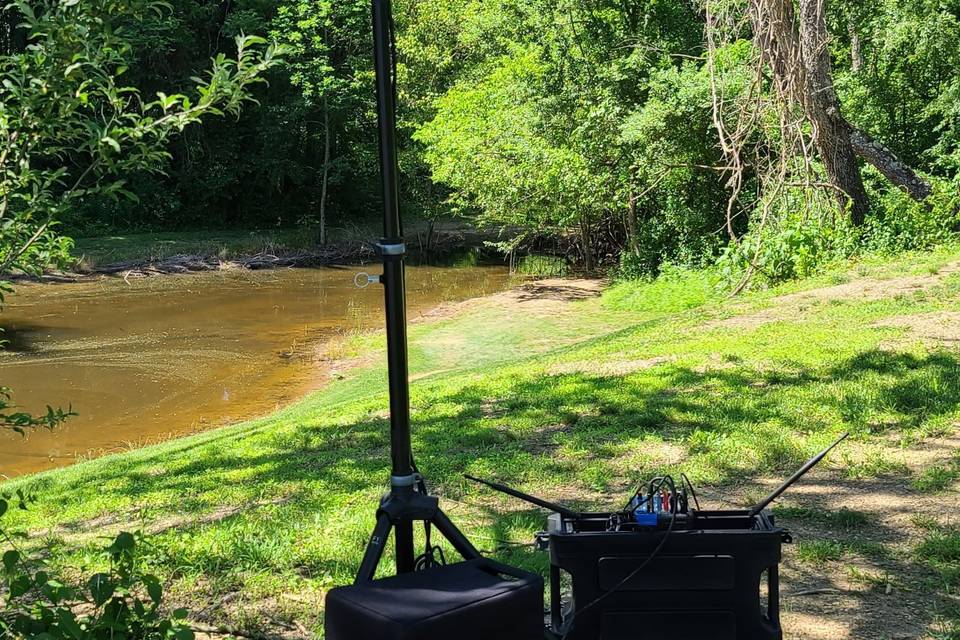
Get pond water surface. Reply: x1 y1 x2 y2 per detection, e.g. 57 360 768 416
0 265 512 478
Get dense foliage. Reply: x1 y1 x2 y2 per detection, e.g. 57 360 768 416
5 0 960 280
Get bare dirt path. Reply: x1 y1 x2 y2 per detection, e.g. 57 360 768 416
710 260 960 330
712 435 959 640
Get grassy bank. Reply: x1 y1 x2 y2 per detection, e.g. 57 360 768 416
4 246 960 638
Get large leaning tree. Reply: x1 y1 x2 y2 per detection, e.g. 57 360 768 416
0 0 281 433
708 0 932 227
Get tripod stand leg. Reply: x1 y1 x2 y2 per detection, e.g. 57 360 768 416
395 519 416 573
355 512 393 584
432 509 483 560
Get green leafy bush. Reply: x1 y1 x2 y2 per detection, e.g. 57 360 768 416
716 212 855 287
716 179 960 289
516 254 569 277
1 492 192 640
617 250 660 281
861 179 960 254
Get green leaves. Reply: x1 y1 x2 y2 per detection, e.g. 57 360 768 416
9 574 32 598
1 396 76 436
100 137 121 153
87 573 115 606
56 610 84 640
1 523 191 638
3 549 20 573
109 531 136 554
1 522 189 638
0 0 281 279
145 575 163 604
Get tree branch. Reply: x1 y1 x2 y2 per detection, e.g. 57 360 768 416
849 128 933 201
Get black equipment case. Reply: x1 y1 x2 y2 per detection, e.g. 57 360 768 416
547 510 789 640
326 558 544 640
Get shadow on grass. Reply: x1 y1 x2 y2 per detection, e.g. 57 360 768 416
13 349 960 634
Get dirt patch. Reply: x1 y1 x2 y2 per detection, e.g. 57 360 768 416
191 592 315 640
547 356 672 377
709 261 960 331
420 277 604 323
513 279 605 302
873 311 960 347
700 432 960 640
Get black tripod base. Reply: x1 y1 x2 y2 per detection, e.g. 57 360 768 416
327 488 544 640
354 489 483 583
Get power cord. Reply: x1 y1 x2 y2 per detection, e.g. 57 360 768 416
681 472 701 511
409 456 447 571
415 521 447 571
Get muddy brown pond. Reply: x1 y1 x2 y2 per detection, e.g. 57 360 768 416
0 266 512 478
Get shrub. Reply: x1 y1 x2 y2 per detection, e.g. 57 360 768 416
1 491 192 640
716 178 960 289
516 254 569 277
861 179 960 254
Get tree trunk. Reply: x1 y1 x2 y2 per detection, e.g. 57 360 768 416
797 0 870 226
626 188 639 255
850 128 933 201
319 94 331 247
580 216 594 272
749 0 802 101
425 220 435 255
1 7 26 54
847 18 863 72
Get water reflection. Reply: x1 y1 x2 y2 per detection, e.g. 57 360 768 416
0 265 511 478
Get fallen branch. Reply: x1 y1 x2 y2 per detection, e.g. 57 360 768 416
191 621 299 640
786 587 842 597
850 128 933 201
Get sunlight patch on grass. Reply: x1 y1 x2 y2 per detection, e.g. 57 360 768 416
602 266 723 315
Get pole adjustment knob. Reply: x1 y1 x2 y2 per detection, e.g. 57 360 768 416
354 272 381 289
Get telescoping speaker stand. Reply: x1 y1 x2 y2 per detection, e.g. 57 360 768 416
323 2 544 638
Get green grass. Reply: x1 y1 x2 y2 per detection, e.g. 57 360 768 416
772 505 872 529
516 254 569 277
913 452 960 492
795 539 889 563
603 266 724 315
4 244 960 635
917 522 960 588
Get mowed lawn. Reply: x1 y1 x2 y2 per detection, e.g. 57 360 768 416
4 245 960 638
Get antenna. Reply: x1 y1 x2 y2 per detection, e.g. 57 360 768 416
465 475 584 520
749 432 850 517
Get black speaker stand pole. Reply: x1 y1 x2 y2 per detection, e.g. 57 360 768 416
354 0 482 583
